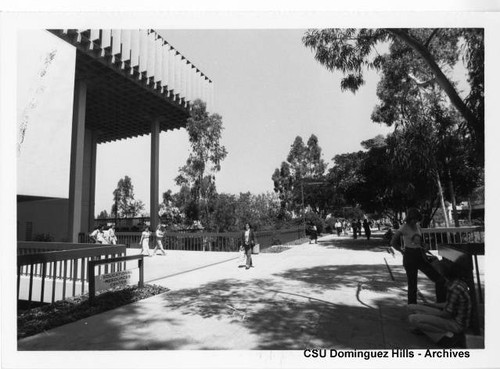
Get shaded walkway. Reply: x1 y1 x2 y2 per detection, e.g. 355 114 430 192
19 232 476 350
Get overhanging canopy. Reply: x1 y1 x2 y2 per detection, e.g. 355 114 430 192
49 29 214 144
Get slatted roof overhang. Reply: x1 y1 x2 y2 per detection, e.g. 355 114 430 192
49 29 211 144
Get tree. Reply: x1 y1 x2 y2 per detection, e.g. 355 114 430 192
96 210 109 219
112 176 145 218
209 193 237 232
272 134 328 217
159 190 183 226
176 99 228 224
370 36 482 226
302 28 484 164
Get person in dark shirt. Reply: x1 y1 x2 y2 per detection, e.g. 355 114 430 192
407 259 472 347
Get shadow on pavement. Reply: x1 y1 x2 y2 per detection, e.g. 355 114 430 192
318 234 391 253
152 262 439 349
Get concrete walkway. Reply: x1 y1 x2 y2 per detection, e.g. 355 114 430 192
17 232 482 351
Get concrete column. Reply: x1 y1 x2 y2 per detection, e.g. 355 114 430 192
150 119 160 231
67 80 87 242
82 128 97 233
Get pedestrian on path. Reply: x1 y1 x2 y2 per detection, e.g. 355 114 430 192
107 224 118 245
335 220 342 236
363 219 371 240
241 223 256 269
351 219 358 239
140 226 153 256
309 223 318 244
153 224 167 256
408 259 471 348
391 208 446 305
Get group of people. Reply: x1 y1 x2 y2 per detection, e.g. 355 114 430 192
138 224 168 257
390 208 472 348
89 224 117 245
90 223 168 257
332 218 373 240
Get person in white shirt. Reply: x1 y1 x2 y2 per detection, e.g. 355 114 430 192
90 225 107 244
140 226 153 256
107 224 118 245
153 224 167 256
241 223 256 269
391 208 446 304
335 220 342 236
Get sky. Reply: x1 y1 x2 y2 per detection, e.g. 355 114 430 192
18 28 475 216
93 29 394 215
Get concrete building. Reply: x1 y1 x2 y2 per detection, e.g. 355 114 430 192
17 29 214 242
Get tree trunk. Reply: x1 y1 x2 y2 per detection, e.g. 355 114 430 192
468 197 472 225
447 169 460 227
435 172 450 228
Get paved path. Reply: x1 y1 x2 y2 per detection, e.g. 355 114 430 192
18 232 480 351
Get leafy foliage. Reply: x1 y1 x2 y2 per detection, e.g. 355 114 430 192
175 99 227 225
303 28 484 165
272 134 328 217
111 176 145 218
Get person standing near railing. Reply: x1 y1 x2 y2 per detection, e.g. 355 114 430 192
90 225 107 244
241 223 256 270
153 224 167 256
390 208 447 305
140 226 153 257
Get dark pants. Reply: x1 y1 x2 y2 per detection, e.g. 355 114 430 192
403 248 447 304
364 228 371 240
244 245 253 268
353 228 357 239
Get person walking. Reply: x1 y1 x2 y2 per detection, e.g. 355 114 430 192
335 219 342 237
309 223 318 244
391 208 446 304
357 219 363 237
140 226 153 257
153 224 167 256
363 219 371 240
351 219 358 239
241 223 256 269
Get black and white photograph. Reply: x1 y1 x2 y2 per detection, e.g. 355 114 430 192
1 7 499 369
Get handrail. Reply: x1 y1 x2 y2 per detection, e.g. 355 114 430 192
17 245 126 265
17 245 127 308
421 226 484 233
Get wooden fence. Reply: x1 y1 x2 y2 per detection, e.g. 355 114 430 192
17 244 127 307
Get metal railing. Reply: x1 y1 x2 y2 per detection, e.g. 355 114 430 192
79 228 305 252
17 244 127 307
421 226 484 250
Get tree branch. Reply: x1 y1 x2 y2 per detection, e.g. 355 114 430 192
388 29 481 140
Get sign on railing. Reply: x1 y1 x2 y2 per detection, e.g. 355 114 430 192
88 254 144 303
